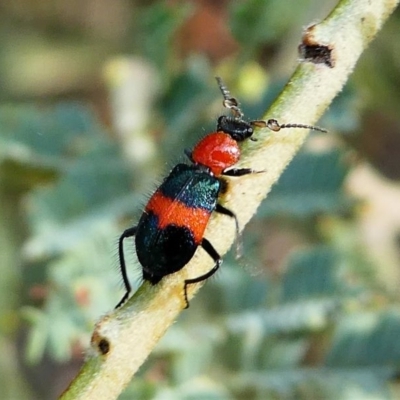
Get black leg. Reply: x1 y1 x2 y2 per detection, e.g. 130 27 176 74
183 238 222 308
115 226 137 308
215 203 243 259
222 168 254 177
223 168 265 177
215 203 239 235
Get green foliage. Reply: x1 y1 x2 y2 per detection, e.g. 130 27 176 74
259 149 352 218
0 103 139 368
1 1 400 399
232 0 303 43
326 310 400 367
161 69 216 153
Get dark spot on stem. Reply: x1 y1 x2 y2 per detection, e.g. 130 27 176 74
299 24 334 68
299 43 334 67
98 338 110 355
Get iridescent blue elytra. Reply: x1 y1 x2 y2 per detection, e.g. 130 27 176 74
158 164 221 210
135 163 222 284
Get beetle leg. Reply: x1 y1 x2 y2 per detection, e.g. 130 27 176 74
115 226 137 308
183 238 221 308
215 203 243 259
222 168 254 176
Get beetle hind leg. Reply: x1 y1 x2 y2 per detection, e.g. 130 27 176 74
183 238 221 308
116 226 137 308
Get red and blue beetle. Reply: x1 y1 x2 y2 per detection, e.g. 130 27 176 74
116 77 325 308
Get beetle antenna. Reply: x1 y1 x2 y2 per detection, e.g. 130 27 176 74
215 76 244 119
252 119 327 133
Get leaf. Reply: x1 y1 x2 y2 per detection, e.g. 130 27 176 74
325 310 400 367
259 150 351 217
281 246 342 302
230 366 394 399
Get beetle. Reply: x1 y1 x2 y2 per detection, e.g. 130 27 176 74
116 77 326 308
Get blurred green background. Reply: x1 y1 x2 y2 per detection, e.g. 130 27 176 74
1 0 400 399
